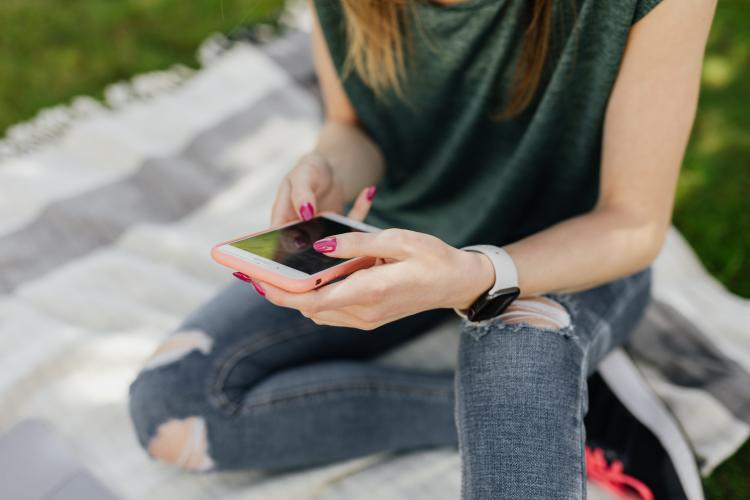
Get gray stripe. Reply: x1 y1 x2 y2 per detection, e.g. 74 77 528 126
627 300 750 424
262 30 315 86
260 30 323 113
0 85 317 294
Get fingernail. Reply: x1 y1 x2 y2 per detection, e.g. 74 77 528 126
366 185 377 202
233 272 266 296
299 202 315 221
313 236 337 253
250 279 266 297
232 272 252 283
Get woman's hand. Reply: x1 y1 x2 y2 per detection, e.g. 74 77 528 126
254 229 496 330
271 152 376 226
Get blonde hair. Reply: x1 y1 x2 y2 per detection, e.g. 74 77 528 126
338 0 555 119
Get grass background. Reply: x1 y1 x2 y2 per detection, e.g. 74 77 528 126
0 0 747 497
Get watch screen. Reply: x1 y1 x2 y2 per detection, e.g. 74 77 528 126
229 217 362 275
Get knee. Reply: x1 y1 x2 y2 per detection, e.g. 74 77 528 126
146 416 215 471
460 297 581 389
461 296 573 350
129 376 216 472
128 330 216 471
141 329 214 371
497 296 571 331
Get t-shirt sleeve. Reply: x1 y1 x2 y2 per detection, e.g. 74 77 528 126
632 0 663 24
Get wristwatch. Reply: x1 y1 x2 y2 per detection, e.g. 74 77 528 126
455 245 520 322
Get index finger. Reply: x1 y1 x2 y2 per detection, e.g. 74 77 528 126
270 178 295 227
313 230 410 261
258 275 365 313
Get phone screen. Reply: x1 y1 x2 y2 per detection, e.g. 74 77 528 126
229 218 362 275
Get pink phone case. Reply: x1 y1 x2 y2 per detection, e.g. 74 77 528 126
210 213 376 293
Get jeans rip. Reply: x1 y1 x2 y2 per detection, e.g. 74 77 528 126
462 295 577 341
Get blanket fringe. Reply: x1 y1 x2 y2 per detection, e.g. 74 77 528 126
0 7 303 163
0 58 206 161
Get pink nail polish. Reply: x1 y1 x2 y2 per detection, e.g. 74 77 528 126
233 272 252 283
313 237 337 253
233 272 266 296
299 202 315 221
250 279 266 297
366 185 377 202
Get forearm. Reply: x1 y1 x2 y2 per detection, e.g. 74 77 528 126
312 121 385 201
503 207 666 297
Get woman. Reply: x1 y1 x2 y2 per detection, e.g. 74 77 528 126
129 0 716 497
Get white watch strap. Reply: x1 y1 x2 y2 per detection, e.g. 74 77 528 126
462 245 518 293
454 245 518 320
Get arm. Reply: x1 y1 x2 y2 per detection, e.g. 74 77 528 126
504 0 717 297
270 1 385 226
310 0 384 201
254 0 718 330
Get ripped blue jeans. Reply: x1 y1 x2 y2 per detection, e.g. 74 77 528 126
129 268 651 499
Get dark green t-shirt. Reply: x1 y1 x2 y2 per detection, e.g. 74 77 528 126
313 0 662 248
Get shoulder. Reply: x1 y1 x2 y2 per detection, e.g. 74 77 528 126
308 0 347 64
632 0 662 25
309 0 345 26
631 0 717 27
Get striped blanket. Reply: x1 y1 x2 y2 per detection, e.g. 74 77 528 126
1 21 748 500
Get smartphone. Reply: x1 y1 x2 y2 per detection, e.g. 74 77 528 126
211 212 381 292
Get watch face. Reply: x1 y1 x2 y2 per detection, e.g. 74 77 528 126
467 287 521 322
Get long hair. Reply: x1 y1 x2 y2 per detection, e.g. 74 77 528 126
339 0 555 119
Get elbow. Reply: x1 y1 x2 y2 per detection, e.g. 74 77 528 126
637 223 667 269
599 204 669 271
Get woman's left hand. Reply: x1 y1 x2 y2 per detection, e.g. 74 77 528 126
255 229 495 330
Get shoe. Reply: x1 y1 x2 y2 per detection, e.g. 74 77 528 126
586 444 654 499
585 369 701 500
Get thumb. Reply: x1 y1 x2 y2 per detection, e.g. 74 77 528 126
346 185 376 221
312 229 409 261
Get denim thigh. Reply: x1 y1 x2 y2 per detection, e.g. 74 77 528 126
128 280 453 469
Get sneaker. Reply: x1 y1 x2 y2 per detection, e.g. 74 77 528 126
586 356 703 500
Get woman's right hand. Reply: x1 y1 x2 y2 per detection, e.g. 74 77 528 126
270 151 376 226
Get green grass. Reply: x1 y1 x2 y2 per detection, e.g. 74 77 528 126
0 0 283 131
681 6 750 493
1 0 748 497
676 1 750 299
